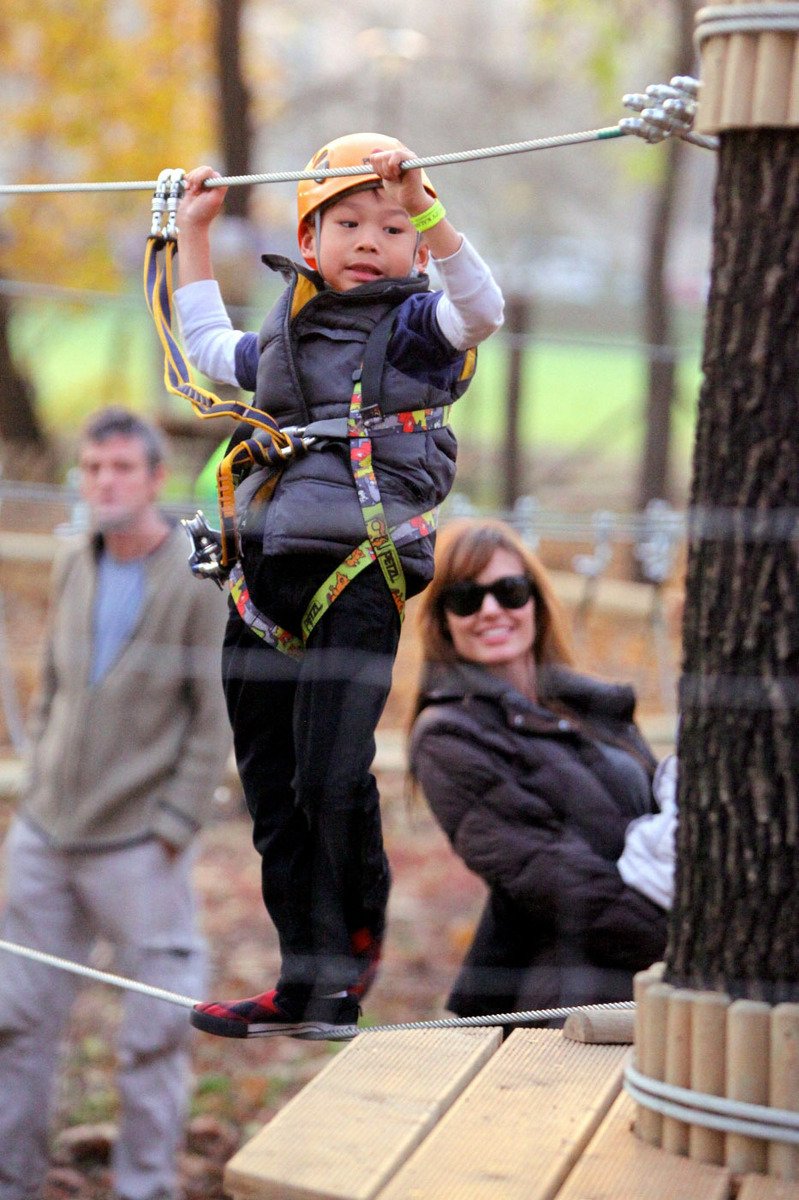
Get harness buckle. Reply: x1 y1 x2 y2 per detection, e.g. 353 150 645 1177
180 510 228 588
276 426 317 455
359 403 382 426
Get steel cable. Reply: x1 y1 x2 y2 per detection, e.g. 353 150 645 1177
0 128 629 196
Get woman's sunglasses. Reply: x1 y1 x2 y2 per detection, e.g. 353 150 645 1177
441 574 537 617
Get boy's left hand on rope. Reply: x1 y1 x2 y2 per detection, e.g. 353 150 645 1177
368 146 431 219
179 165 227 231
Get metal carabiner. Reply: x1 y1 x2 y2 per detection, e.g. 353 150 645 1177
180 510 227 588
164 169 186 242
150 168 173 240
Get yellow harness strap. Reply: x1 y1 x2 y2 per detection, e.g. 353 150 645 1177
143 234 298 565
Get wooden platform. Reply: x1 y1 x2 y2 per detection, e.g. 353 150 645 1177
222 1026 799 1200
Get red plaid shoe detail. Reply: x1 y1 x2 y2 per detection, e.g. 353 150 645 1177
190 988 361 1041
350 928 383 1000
190 989 302 1039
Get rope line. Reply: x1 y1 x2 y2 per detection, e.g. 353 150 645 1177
0 127 630 196
0 937 634 1033
348 999 635 1037
625 1061 799 1145
9 938 796 1137
0 938 198 1010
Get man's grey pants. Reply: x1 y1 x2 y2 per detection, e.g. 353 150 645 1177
0 818 208 1200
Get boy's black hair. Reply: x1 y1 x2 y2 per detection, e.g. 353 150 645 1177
81 406 166 472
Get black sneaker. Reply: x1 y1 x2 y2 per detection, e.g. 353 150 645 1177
292 993 362 1041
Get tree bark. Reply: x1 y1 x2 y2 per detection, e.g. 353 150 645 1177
666 130 799 1002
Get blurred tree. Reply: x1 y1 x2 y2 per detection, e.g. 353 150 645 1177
637 0 698 513
0 0 214 456
216 0 254 222
162 0 253 456
536 0 700 512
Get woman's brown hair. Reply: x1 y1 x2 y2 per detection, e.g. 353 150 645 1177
414 517 576 677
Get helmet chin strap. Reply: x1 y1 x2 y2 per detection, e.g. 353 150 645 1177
314 209 324 277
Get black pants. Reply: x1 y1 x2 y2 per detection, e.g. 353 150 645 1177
222 550 401 998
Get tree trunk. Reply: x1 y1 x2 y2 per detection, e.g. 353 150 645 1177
502 295 532 510
215 0 253 221
666 130 799 1002
636 0 697 510
0 293 49 475
637 134 681 508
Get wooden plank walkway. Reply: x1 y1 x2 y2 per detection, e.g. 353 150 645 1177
375 1030 626 1200
737 1182 799 1200
223 1026 799 1200
223 1027 500 1200
557 1092 730 1200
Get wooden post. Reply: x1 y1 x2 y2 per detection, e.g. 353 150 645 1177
662 988 694 1156
752 32 797 124
639 983 671 1147
632 964 666 1145
726 999 771 1174
719 32 759 128
689 992 730 1165
768 1003 799 1180
696 0 799 132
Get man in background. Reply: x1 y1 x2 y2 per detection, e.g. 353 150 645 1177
0 406 231 1200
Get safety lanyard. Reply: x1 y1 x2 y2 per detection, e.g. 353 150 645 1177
143 183 302 569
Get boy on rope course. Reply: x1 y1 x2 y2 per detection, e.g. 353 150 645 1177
173 134 504 1039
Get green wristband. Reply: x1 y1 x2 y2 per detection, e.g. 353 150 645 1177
409 198 447 233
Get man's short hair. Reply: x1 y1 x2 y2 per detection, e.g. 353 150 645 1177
81 407 166 472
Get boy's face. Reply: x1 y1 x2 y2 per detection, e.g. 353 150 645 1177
299 186 429 291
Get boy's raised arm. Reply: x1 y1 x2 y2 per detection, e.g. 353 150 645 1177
177 166 229 286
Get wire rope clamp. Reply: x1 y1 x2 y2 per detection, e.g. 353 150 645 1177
620 77 716 148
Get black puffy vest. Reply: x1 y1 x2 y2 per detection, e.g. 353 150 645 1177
248 255 474 583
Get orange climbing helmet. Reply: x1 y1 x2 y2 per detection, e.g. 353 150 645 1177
297 132 436 269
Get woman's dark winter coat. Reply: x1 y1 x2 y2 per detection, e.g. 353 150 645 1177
409 661 668 1018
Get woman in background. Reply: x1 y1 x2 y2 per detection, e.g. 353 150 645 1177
409 517 668 1021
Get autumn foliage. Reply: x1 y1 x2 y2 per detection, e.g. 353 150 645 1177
0 0 216 289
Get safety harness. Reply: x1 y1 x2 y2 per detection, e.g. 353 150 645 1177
145 169 471 655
